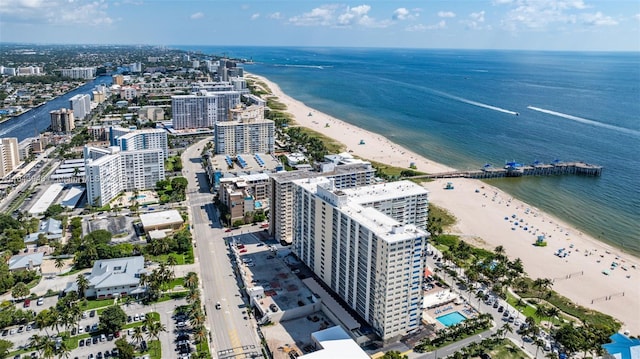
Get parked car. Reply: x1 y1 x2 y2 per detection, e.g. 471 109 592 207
23 299 31 308
89 310 96 318
37 298 44 306
79 339 85 347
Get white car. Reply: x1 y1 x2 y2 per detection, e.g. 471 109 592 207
133 314 140 321
78 327 84 334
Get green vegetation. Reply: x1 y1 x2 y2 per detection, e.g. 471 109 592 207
80 298 115 311
382 350 408 359
156 177 188 203
0 302 36 330
99 305 128 333
165 155 183 172
145 229 194 264
414 314 493 352
512 277 619 330
452 338 528 359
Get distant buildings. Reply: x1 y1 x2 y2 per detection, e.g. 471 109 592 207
171 90 240 129
69 94 91 120
269 162 376 244
84 127 168 206
0 137 20 179
291 178 428 342
214 105 274 155
50 108 75 133
139 210 184 239
112 74 124 86
16 66 43 76
61 67 96 79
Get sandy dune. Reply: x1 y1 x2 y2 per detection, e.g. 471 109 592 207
248 73 640 333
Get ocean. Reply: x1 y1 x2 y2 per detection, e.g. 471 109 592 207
180 46 640 255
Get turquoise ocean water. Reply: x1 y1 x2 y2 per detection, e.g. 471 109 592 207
185 47 639 255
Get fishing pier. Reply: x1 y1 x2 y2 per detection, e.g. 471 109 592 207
412 161 603 180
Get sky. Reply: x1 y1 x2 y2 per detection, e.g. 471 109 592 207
0 0 639 51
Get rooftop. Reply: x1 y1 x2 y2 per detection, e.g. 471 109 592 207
28 183 65 215
300 326 369 359
8 252 44 270
88 256 145 289
139 209 184 228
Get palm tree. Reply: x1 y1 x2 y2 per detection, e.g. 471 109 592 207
132 326 144 349
187 288 201 305
184 272 199 289
193 325 207 351
534 338 545 358
54 257 65 274
190 308 205 328
535 305 549 329
166 255 178 270
56 340 71 359
146 320 167 357
533 278 553 298
29 334 48 356
76 274 89 298
494 245 506 261
546 307 561 330
500 322 513 339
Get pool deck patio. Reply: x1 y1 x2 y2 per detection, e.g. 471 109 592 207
422 296 478 330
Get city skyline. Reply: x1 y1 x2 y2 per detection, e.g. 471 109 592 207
0 0 638 51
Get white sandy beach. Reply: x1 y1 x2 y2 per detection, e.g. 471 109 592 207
247 73 640 333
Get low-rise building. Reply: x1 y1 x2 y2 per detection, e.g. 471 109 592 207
299 326 369 359
139 210 184 236
8 252 44 272
80 256 146 298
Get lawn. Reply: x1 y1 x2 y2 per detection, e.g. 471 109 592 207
482 339 529 359
147 250 193 265
81 298 115 311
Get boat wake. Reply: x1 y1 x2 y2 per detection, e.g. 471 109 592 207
274 64 329 70
431 89 518 115
527 106 640 137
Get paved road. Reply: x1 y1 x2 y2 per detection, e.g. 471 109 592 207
181 140 262 359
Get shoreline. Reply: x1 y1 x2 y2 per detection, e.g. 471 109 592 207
247 72 640 333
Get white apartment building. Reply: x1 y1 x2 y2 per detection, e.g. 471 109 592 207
69 94 91 120
110 127 168 159
50 108 75 133
84 145 165 207
121 149 165 190
214 113 274 155
61 67 96 79
292 178 428 342
0 137 20 179
269 163 376 244
171 91 240 129
85 147 123 207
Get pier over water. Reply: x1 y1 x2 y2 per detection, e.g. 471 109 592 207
412 161 603 180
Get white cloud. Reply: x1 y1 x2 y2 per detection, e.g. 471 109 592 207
393 8 410 20
251 13 260 20
406 20 446 32
405 24 426 32
268 12 282 20
438 11 456 18
0 0 115 26
288 5 338 26
496 0 593 31
190 12 204 20
582 12 617 26
634 13 640 21
464 10 487 30
289 4 390 28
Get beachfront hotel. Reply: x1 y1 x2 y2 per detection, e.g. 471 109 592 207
171 90 241 129
269 162 377 244
214 105 275 155
291 177 429 342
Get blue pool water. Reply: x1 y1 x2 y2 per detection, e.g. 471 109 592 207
436 312 467 327
255 201 263 208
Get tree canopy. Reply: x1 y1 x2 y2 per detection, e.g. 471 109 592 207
99 306 127 333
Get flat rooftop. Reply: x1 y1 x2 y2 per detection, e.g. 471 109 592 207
210 153 281 173
29 183 65 215
139 209 184 228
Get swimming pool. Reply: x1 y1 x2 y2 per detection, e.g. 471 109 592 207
436 311 466 327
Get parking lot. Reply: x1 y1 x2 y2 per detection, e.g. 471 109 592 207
3 297 186 359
